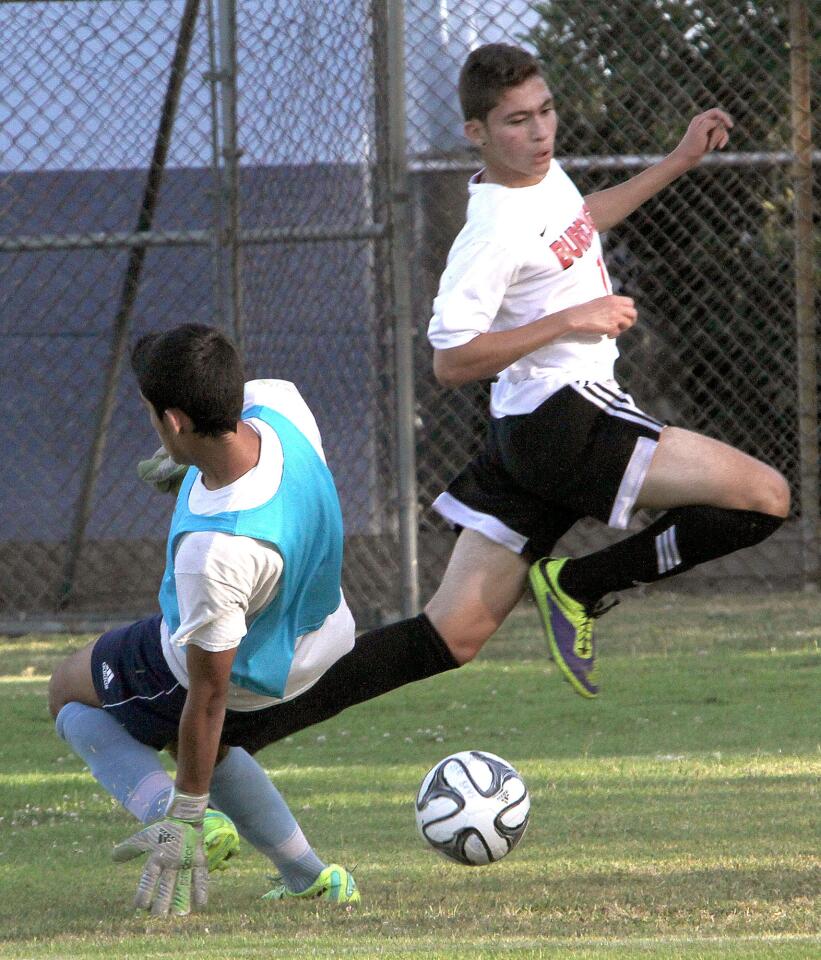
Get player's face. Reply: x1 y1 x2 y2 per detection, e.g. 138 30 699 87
467 74 558 188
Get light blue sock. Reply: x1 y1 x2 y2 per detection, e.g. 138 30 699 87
55 702 172 824
209 747 326 893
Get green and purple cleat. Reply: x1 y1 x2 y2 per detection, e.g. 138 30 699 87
528 557 604 699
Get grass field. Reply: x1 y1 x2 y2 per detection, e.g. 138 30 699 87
0 593 818 959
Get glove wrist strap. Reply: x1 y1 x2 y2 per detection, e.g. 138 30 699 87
167 789 209 822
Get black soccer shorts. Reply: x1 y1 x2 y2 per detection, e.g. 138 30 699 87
433 381 666 560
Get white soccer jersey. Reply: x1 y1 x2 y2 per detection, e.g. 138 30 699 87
159 379 355 711
428 160 619 417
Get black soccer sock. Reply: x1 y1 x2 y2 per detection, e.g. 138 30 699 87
317 612 458 709
248 614 459 749
559 507 784 604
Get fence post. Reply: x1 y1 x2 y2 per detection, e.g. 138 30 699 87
216 0 243 351
205 0 227 328
59 0 201 608
789 0 819 592
385 0 420 616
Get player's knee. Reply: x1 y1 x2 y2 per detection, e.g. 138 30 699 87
47 643 99 718
749 466 791 518
425 607 496 666
445 634 483 666
47 667 67 719
47 655 85 719
769 470 791 518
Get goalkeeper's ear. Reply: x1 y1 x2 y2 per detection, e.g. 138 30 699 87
137 446 187 495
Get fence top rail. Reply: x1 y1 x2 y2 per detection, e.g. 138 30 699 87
0 223 386 253
410 150 821 174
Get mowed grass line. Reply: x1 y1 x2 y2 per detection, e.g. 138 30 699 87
0 593 818 959
0 935 819 960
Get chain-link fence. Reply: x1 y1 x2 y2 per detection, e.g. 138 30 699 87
0 0 817 631
405 0 819 598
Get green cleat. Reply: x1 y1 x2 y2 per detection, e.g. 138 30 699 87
262 864 360 904
529 557 603 699
203 808 240 871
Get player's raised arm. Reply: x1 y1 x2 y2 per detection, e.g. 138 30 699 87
585 108 733 233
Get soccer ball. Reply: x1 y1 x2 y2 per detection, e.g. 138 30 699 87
415 750 530 865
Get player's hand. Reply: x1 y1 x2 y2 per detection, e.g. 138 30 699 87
671 108 733 166
112 791 209 916
565 295 638 340
137 446 187 495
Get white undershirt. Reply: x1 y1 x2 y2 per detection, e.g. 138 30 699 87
159 379 355 711
428 160 618 417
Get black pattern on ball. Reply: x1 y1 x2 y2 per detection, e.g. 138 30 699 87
415 750 530 866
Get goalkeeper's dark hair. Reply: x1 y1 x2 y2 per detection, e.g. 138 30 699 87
131 324 244 437
458 44 544 123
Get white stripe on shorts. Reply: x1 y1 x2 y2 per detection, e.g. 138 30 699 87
102 682 181 710
655 526 682 574
432 491 528 553
608 435 658 529
571 381 664 433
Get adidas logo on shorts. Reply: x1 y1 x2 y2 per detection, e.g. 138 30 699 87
101 661 114 690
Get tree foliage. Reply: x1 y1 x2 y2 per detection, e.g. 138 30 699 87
524 0 794 156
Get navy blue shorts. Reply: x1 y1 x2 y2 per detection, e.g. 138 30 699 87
90 616 347 754
91 616 188 750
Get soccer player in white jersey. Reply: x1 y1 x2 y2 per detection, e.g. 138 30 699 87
421 43 789 697
48 324 360 914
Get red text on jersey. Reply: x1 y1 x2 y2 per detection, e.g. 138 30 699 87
548 204 597 270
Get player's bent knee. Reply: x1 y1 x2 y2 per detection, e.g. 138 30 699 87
751 466 791 518
425 607 491 666
47 642 100 718
48 662 81 719
431 617 498 666
446 636 482 666
47 669 68 719
769 470 791 518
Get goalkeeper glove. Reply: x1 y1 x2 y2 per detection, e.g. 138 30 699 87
112 790 209 916
137 446 188 495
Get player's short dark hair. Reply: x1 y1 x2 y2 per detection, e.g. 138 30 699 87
458 44 544 123
131 324 244 437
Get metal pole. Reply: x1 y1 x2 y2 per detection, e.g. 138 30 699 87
59 0 201 607
204 0 226 328
789 0 819 592
216 0 243 351
386 0 420 616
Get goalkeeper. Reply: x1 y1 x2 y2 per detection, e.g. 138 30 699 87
48 324 362 915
